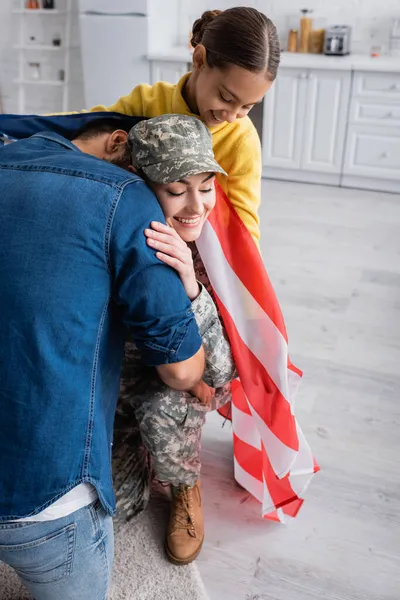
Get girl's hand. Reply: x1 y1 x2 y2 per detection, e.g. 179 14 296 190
145 221 200 301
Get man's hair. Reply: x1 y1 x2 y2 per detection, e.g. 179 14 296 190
73 119 132 141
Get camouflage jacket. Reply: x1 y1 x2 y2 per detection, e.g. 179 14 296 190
118 247 236 412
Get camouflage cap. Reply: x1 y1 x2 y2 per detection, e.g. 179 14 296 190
128 114 227 184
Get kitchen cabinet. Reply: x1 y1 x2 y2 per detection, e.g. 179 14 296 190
342 70 400 193
302 70 351 174
150 61 189 85
262 68 351 184
262 68 306 170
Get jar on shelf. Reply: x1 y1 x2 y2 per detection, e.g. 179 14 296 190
52 34 62 47
26 0 40 9
299 9 313 53
288 29 298 52
28 62 41 80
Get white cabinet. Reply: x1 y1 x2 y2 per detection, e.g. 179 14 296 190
344 127 400 179
343 70 400 193
352 71 400 100
150 61 189 85
263 68 351 184
262 68 306 170
302 70 351 174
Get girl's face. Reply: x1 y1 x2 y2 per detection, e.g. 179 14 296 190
191 47 272 128
150 172 216 243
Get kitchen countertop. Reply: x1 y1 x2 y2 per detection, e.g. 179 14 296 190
148 48 400 73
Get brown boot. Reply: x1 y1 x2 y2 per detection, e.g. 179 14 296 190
165 480 204 565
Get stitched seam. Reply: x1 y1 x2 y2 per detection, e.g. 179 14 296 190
82 298 110 477
0 523 76 552
0 163 133 189
65 524 76 577
99 539 110 600
90 505 110 599
105 178 145 274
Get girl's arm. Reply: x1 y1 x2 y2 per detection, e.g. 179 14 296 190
219 123 262 245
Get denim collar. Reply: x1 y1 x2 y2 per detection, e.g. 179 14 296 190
33 131 82 153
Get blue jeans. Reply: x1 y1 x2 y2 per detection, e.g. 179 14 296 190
0 501 114 600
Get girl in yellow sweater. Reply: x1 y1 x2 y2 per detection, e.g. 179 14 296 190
91 6 281 243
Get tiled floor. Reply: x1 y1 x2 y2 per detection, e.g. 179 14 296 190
197 180 400 600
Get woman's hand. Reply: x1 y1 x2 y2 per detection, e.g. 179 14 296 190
189 380 216 408
145 221 200 301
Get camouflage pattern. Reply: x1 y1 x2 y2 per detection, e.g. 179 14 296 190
112 254 236 520
128 114 227 184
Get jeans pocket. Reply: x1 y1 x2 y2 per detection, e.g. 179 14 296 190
0 522 76 584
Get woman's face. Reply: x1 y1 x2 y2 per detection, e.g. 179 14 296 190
150 173 216 243
192 48 273 128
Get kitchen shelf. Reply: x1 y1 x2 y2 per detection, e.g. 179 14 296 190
14 45 68 51
12 9 67 15
14 79 67 87
14 0 72 112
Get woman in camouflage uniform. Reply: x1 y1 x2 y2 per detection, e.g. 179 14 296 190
112 114 237 566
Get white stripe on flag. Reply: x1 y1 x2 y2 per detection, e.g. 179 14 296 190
247 401 297 478
197 222 293 404
233 457 265 504
291 421 315 476
232 402 261 450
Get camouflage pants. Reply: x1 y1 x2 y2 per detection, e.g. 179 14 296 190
113 250 235 520
112 356 232 520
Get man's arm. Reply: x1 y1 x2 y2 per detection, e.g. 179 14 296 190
156 349 204 391
110 178 204 391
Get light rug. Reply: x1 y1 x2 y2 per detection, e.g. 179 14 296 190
0 484 209 600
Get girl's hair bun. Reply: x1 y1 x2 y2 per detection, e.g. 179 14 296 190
190 10 222 48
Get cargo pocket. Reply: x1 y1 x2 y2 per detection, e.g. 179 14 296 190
160 396 206 462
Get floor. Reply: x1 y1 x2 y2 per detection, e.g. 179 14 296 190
197 180 400 600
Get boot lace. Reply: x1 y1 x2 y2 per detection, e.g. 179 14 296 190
171 487 196 537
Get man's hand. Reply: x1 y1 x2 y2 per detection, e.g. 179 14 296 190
189 380 215 407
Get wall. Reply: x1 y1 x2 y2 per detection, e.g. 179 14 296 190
177 0 400 52
1 0 400 113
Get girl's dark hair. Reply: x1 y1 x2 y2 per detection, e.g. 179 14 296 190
191 7 281 81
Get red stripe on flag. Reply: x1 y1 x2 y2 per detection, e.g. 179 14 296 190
209 184 288 339
232 378 252 416
264 510 282 523
215 293 299 450
288 358 303 378
261 444 299 510
217 403 232 421
233 433 263 483
282 497 304 518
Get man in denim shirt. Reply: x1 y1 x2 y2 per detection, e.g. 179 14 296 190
0 121 204 600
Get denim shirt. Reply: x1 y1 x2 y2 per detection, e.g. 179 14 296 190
0 132 202 520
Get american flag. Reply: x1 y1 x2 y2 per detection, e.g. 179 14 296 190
0 112 319 521
197 183 319 522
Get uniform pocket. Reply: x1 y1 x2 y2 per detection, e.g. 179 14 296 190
0 522 76 584
161 394 205 429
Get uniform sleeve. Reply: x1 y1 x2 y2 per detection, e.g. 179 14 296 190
225 126 262 244
191 284 236 388
110 180 202 366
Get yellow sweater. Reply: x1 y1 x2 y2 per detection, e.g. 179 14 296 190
92 73 262 243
